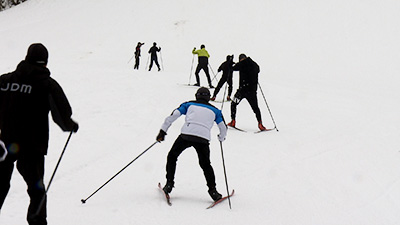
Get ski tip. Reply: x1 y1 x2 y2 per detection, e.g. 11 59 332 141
254 128 275 133
206 190 234 209
227 126 246 132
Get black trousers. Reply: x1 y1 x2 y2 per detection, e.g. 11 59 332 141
0 150 47 225
194 63 212 86
165 135 216 190
149 56 160 70
231 88 262 122
134 56 140 69
213 72 233 97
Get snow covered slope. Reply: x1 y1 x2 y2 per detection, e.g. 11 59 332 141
0 0 400 224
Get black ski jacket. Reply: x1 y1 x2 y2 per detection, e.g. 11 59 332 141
0 61 76 155
232 57 260 92
148 46 160 58
218 60 234 77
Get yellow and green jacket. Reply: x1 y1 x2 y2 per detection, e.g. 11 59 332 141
192 48 210 58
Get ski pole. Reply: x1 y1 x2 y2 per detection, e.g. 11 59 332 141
209 64 219 83
219 141 232 209
159 51 164 71
188 54 195 85
127 54 135 64
220 82 228 111
258 83 279 131
81 141 158 204
145 55 150 71
35 130 74 216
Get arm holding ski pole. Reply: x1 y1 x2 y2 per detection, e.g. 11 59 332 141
157 108 181 143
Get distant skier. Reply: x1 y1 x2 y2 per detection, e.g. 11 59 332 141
148 42 161 71
210 55 234 101
192 45 213 88
156 87 227 202
227 54 267 131
0 43 79 225
134 42 144 70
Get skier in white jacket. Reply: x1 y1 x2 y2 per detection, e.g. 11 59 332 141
156 87 227 201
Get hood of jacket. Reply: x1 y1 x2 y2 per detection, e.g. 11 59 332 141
14 60 51 82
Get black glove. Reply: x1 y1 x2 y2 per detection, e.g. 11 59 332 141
156 129 167 142
71 120 79 133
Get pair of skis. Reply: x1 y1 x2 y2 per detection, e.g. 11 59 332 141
158 183 234 209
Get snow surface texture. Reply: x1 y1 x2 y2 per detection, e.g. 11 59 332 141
1 0 400 224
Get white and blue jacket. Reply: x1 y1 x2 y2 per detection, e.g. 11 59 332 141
161 101 227 142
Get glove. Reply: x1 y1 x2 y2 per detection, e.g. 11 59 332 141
0 140 7 162
71 120 79 133
218 134 225 142
156 129 167 142
73 122 79 133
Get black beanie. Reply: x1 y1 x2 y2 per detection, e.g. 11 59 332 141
25 43 48 65
195 87 211 102
239 54 247 61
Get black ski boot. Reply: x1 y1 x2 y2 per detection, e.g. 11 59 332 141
208 188 222 201
163 181 174 194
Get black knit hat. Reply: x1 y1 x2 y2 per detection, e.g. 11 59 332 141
239 53 247 61
195 87 211 102
25 43 48 65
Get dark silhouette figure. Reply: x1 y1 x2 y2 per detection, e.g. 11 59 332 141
148 42 161 71
134 42 144 70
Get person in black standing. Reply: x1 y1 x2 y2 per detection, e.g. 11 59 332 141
210 55 234 101
134 42 144 70
0 43 79 225
148 42 161 71
227 54 267 131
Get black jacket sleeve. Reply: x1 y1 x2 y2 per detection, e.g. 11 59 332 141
48 78 76 131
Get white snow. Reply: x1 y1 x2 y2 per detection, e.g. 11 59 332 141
0 0 400 224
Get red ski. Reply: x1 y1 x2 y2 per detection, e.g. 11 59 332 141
158 183 172 206
206 189 235 209
227 125 246 132
254 127 276 133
